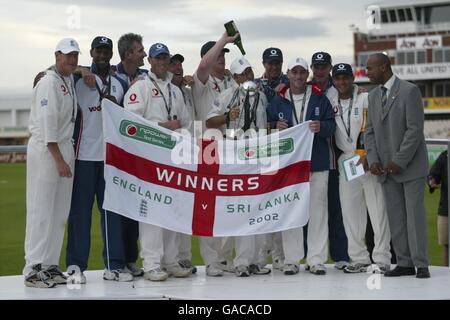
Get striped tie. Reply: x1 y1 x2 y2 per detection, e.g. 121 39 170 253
381 86 388 110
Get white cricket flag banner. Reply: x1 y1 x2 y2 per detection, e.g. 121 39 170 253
102 99 314 237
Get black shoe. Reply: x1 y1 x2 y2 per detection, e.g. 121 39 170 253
416 267 430 279
384 266 416 277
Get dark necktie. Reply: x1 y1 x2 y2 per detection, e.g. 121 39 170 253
381 86 388 110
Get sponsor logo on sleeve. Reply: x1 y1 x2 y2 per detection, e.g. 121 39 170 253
333 105 339 114
61 85 68 95
128 93 139 104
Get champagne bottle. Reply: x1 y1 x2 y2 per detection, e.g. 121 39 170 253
355 108 367 157
224 20 246 55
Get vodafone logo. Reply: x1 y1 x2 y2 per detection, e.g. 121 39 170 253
270 49 277 55
212 83 219 92
333 106 339 114
126 124 137 136
127 93 140 104
152 88 160 97
316 53 323 60
61 85 68 95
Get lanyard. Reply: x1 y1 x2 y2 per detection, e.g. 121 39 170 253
149 76 173 120
212 75 229 93
228 88 260 131
338 94 354 143
232 88 259 132
289 89 307 125
94 74 111 103
51 65 76 123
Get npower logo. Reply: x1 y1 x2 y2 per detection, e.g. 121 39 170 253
119 120 176 150
238 138 294 160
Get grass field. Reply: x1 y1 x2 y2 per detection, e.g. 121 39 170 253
0 163 445 276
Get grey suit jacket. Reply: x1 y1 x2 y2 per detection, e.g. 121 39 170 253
365 77 428 183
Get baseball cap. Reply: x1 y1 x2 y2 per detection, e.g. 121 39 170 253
332 63 353 77
91 36 113 50
55 38 81 54
170 53 185 63
200 41 230 57
230 57 252 75
149 43 170 58
311 51 332 66
262 47 283 63
287 57 309 72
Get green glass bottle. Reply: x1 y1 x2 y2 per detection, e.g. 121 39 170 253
224 20 246 55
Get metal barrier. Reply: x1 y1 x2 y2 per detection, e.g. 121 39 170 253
1 140 449 266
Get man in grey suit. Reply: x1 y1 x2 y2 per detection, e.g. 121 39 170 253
364 53 430 279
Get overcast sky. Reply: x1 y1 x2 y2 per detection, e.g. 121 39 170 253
0 0 377 96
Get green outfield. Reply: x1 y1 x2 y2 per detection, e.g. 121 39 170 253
0 163 445 276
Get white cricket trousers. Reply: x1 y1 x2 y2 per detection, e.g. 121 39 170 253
218 236 256 267
176 233 192 261
200 236 223 267
282 171 329 266
139 223 163 271
234 236 256 267
338 154 391 265
139 223 180 271
23 138 75 275
255 232 284 266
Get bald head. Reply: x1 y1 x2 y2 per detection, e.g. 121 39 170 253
371 53 391 68
366 52 393 85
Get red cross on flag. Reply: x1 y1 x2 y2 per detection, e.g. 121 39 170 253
102 100 314 237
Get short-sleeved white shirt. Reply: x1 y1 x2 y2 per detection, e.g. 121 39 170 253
74 74 126 161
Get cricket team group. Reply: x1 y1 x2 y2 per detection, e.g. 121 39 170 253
23 29 431 288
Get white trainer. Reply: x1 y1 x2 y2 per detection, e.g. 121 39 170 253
165 264 191 278
24 264 56 288
67 271 87 284
282 264 299 275
219 260 235 273
103 269 133 282
310 264 327 275
143 267 169 281
334 261 349 270
206 264 224 277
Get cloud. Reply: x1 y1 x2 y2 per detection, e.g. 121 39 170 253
238 15 327 40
